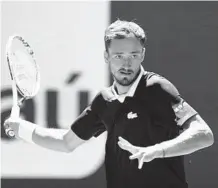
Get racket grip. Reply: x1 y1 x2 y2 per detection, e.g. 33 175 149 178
11 105 20 119
5 105 20 138
5 128 15 138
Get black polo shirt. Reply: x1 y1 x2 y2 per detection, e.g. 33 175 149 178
71 71 197 188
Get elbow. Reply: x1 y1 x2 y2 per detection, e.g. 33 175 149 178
64 147 75 153
201 129 214 148
63 138 78 153
206 130 214 147
64 143 76 153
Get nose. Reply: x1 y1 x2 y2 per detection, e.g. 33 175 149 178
123 57 132 67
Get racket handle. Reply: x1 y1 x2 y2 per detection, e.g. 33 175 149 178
11 105 20 119
5 128 15 138
5 105 20 138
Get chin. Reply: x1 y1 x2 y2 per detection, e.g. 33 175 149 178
116 77 134 86
113 72 138 86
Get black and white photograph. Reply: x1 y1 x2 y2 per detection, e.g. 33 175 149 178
1 1 218 188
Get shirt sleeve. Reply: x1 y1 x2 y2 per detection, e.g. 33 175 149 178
149 74 198 126
71 94 106 140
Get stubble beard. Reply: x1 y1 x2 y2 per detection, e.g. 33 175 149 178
113 68 141 86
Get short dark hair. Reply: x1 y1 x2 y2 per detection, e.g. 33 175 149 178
104 19 147 51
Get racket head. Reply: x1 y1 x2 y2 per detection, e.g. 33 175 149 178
6 35 40 99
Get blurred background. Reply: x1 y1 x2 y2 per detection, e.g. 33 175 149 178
1 1 218 188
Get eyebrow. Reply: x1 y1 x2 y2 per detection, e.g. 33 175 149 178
112 50 142 55
131 50 142 53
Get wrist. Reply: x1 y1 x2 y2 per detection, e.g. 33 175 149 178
18 120 36 144
155 143 165 158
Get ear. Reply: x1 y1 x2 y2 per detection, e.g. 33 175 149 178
141 47 146 61
104 51 109 64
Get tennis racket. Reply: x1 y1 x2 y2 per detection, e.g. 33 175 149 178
4 35 40 137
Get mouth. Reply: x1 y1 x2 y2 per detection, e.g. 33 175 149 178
119 69 133 75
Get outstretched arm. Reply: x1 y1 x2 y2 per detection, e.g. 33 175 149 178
4 118 86 153
4 94 106 153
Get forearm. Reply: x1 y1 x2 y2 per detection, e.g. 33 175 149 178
159 120 213 158
19 120 70 153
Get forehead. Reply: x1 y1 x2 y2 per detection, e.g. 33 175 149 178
108 37 143 54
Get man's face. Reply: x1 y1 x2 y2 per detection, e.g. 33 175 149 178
105 37 145 86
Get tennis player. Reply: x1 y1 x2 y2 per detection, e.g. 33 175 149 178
4 20 214 188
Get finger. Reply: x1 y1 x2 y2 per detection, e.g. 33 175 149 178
118 141 136 150
129 151 143 160
4 119 11 129
4 118 16 126
118 137 132 146
138 154 146 169
118 137 143 151
118 141 138 154
118 141 132 151
4 123 10 129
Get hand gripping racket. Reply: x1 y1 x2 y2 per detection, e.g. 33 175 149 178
4 35 40 137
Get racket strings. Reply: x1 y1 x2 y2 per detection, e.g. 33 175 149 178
9 39 39 97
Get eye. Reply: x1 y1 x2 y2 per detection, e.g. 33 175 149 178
131 54 140 59
114 55 122 59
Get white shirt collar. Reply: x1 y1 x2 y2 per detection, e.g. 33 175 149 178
111 66 145 103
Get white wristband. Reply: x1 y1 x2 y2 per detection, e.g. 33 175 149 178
18 120 36 144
